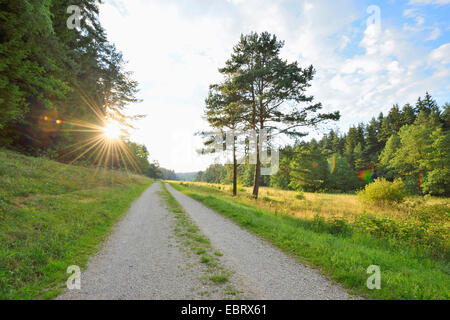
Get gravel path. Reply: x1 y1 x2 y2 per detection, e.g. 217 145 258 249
166 183 355 300
57 183 228 299
57 182 355 300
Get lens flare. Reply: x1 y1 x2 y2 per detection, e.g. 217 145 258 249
357 165 376 183
103 121 122 140
43 116 62 124
330 153 336 174
47 86 143 178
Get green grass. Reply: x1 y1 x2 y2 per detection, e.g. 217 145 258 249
210 274 229 284
0 149 152 299
170 182 450 300
200 255 212 264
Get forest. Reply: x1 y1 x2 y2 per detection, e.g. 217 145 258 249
0 0 171 178
195 92 450 196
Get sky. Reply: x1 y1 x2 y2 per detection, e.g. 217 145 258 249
98 0 450 173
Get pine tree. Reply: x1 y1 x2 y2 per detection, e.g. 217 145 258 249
217 32 339 198
378 134 401 180
401 103 416 126
442 103 450 130
327 155 362 192
288 142 329 192
204 80 245 195
415 92 438 116
364 118 380 164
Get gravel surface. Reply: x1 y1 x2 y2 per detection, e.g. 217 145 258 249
57 183 226 299
57 182 356 300
166 183 356 300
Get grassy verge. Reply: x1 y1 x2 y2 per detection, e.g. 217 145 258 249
0 150 152 299
158 182 241 298
170 182 450 300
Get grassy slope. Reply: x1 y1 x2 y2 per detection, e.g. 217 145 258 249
170 182 450 300
0 150 152 299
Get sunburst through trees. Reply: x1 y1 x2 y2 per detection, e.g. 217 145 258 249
52 90 142 177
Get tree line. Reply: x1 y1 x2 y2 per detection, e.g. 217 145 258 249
198 80 449 195
0 1 159 178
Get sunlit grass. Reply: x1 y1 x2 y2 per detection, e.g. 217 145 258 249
169 181 449 223
0 150 152 299
170 182 450 300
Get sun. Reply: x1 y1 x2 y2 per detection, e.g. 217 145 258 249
103 121 122 140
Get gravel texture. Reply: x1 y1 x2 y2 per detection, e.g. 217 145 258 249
57 183 226 299
166 183 356 300
57 182 356 300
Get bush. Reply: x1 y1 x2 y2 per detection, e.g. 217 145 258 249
295 191 305 200
357 178 406 204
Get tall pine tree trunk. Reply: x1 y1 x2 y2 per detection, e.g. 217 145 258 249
232 136 237 196
252 134 260 199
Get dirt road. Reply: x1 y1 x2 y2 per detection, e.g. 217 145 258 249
57 182 354 299
165 184 353 300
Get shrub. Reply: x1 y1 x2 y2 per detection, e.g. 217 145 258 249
309 215 352 236
357 178 406 204
329 217 352 236
295 191 305 200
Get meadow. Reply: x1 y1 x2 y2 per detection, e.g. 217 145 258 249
0 150 152 299
170 181 450 299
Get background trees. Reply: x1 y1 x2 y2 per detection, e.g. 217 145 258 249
196 93 449 197
199 33 448 197
0 0 158 177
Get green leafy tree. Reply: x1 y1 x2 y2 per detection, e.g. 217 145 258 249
378 134 401 180
344 126 364 167
0 0 68 145
421 127 450 196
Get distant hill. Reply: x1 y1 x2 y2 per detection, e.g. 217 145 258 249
175 172 198 181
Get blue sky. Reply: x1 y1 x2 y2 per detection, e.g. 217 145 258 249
99 0 450 172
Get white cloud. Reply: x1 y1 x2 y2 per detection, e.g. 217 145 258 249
338 35 351 51
415 16 426 25
403 8 417 17
426 27 442 40
430 43 450 64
